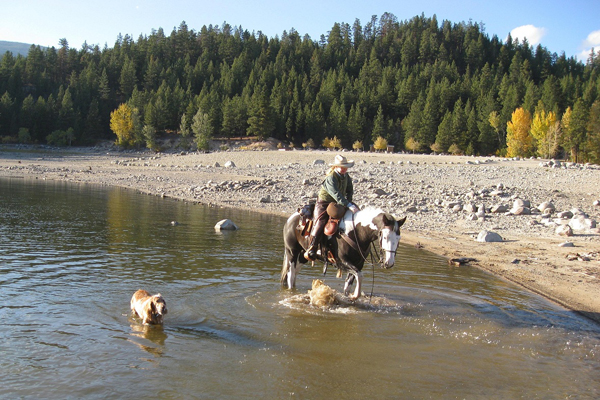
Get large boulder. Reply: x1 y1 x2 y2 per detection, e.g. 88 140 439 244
537 201 555 213
569 215 596 231
490 204 509 213
512 199 531 208
476 230 503 242
214 219 238 231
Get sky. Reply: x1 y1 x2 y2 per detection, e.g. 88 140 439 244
2 0 599 62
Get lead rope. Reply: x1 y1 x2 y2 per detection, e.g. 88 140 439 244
368 240 380 301
350 212 379 302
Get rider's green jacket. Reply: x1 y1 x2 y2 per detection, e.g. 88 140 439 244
317 171 353 206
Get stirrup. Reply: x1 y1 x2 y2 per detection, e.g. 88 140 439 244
304 248 316 261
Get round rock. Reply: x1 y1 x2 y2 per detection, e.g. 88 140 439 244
476 230 503 242
214 219 239 231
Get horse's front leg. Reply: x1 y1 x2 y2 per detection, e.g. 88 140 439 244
343 270 363 300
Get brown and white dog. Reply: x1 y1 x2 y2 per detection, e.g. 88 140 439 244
130 289 168 325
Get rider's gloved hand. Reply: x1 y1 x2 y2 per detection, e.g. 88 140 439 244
348 203 359 213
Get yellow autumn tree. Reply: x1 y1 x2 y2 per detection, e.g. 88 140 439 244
373 136 388 151
405 137 420 153
531 110 558 158
330 135 342 149
110 103 135 147
506 107 533 157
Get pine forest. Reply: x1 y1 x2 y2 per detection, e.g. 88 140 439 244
2 13 600 163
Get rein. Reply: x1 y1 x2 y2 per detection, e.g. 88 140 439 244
344 213 397 267
341 212 401 300
343 212 376 263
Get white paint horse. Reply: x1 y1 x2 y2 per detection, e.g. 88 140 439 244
281 207 406 300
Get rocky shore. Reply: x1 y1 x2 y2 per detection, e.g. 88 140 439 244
2 144 599 323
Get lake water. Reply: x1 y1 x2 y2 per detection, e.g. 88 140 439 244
1 177 599 399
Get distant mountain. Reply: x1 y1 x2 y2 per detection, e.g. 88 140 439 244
0 40 38 58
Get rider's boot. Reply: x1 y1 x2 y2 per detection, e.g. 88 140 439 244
304 236 318 261
305 206 328 261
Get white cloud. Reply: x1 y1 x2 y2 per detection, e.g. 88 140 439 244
583 30 600 47
576 30 600 62
509 25 547 46
578 50 592 62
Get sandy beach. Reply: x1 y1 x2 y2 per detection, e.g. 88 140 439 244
2 143 599 323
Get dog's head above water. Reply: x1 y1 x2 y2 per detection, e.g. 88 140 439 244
148 294 168 324
131 290 168 325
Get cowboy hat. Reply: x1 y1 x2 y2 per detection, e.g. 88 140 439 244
329 154 354 168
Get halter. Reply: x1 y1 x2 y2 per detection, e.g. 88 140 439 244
377 222 400 266
347 212 399 269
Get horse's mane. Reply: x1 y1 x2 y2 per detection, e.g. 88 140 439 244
341 206 385 231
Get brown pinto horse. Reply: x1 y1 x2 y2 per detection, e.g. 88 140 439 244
281 206 406 300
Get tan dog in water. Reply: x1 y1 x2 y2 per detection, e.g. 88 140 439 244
130 289 168 325
309 279 341 307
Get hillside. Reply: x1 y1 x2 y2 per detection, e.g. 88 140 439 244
0 40 40 57
0 14 597 164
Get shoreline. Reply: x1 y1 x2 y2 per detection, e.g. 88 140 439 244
2 145 599 324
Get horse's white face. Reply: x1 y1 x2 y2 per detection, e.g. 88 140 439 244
379 222 401 268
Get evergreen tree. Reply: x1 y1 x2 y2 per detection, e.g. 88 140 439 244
0 12 593 158
451 98 467 152
403 93 425 151
465 101 478 154
83 99 103 144
371 105 387 144
477 93 499 154
119 56 137 100
418 81 440 147
586 100 600 163
192 108 213 150
0 91 15 135
19 94 35 133
347 104 366 144
434 111 453 152
221 95 248 138
58 88 75 131
328 99 348 144
564 99 589 162
247 87 275 140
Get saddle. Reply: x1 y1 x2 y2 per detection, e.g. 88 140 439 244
297 203 315 237
323 202 345 236
324 218 339 236
296 203 342 266
297 202 344 238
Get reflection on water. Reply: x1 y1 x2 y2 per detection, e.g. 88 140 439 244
1 177 599 399
128 322 168 356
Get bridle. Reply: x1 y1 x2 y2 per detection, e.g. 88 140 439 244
348 213 400 269
348 212 401 301
377 222 400 267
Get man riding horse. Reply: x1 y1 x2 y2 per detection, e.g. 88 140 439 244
305 154 360 261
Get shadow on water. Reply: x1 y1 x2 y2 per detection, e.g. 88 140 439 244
168 322 270 348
